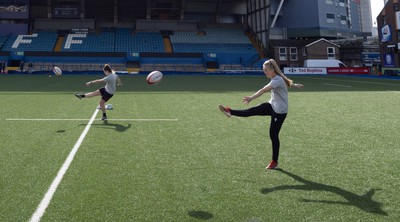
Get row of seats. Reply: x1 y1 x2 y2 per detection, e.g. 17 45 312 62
173 28 251 43
0 36 8 49
62 30 115 52
34 62 126 71
141 63 206 72
1 31 57 51
1 29 166 53
170 28 254 53
202 28 246 36
173 43 257 53
0 28 256 54
170 35 251 44
114 30 165 53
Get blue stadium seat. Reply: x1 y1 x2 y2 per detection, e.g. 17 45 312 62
61 29 165 53
62 29 114 52
170 28 257 54
115 30 165 53
0 35 9 50
1 31 57 52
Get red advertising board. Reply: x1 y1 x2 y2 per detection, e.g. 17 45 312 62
327 67 370 75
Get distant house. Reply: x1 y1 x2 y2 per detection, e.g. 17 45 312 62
268 38 340 68
377 0 400 70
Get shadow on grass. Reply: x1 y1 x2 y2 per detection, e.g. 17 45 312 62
188 210 213 220
86 121 132 132
261 169 387 216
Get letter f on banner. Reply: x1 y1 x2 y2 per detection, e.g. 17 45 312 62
64 33 87 49
12 34 38 48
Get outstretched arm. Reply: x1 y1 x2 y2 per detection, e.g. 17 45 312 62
243 84 273 105
291 83 304 89
86 79 104 86
116 75 123 86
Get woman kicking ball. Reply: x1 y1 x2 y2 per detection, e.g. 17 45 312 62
219 59 303 170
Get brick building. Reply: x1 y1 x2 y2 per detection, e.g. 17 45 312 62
377 0 400 69
268 38 340 68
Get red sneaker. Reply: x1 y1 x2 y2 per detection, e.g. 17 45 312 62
219 105 231 117
266 160 278 170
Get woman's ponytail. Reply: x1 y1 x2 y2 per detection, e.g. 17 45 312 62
264 59 293 87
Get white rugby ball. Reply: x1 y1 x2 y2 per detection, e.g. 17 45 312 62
53 66 62 76
146 71 163 85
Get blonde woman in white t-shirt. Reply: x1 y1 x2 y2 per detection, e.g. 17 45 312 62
219 59 303 170
75 64 123 121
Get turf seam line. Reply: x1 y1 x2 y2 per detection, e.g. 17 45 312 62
323 83 351 88
29 108 99 222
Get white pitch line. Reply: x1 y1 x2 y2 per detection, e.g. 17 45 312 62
29 109 99 222
6 118 178 122
324 83 351 88
6 118 95 121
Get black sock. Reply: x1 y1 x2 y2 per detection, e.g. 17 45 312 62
103 113 107 117
81 94 86 98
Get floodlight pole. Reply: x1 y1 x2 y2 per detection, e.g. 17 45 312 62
270 0 285 28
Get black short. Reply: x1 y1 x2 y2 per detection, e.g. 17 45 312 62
99 87 114 102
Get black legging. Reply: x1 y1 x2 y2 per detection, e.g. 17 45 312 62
230 102 287 162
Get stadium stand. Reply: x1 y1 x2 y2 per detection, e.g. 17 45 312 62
35 62 122 72
115 29 165 53
0 0 271 73
0 35 9 50
1 31 57 52
59 29 165 53
170 28 257 53
0 27 260 72
169 28 259 70
61 29 115 52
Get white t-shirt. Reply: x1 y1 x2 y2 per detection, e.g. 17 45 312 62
267 75 289 114
102 73 118 95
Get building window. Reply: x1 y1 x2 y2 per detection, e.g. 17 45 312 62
340 15 347 25
339 0 345 7
327 13 335 23
327 47 335 59
279 47 287 61
325 0 333 5
394 3 399 11
290 47 298 61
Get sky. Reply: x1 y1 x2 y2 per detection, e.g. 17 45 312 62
371 0 385 27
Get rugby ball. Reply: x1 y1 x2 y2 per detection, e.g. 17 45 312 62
53 66 62 76
146 71 163 85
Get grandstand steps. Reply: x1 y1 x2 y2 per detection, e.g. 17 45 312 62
6 66 19 71
127 67 140 73
163 37 173 53
54 36 64 52
245 31 264 58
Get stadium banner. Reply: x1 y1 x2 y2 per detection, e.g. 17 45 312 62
284 67 370 75
383 53 395 67
52 1 80 19
327 67 370 75
381 25 392 42
284 67 327 75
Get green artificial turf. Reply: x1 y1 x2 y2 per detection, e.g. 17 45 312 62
0 74 399 221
